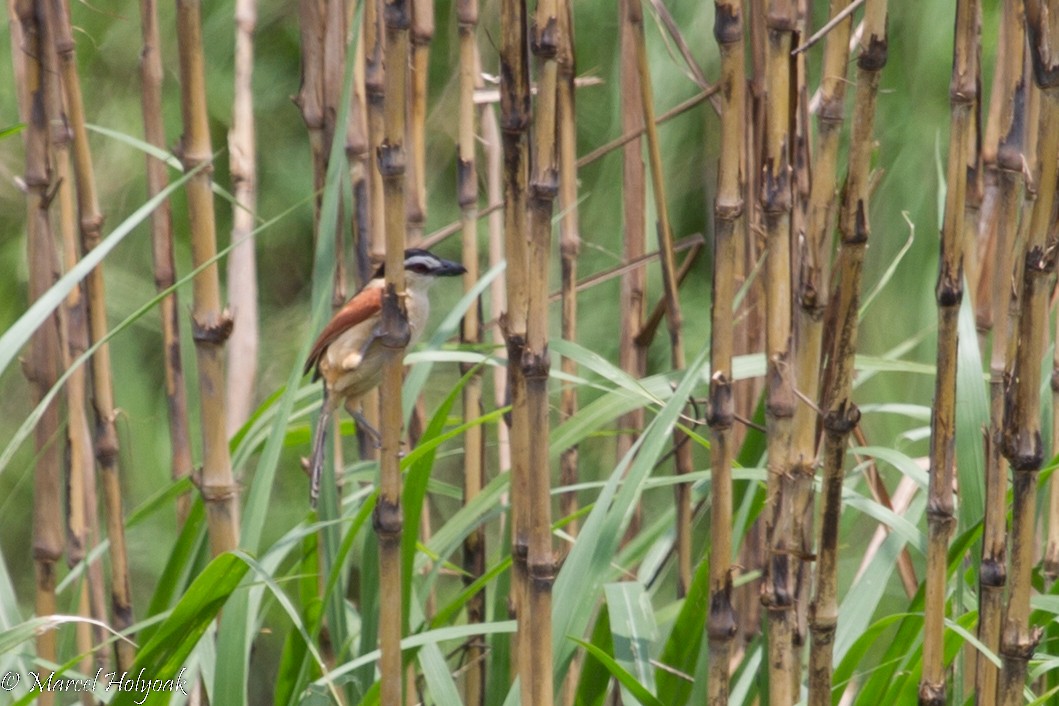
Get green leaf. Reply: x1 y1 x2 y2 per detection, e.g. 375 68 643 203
110 553 249 706
573 637 664 706
655 558 708 706
605 582 659 704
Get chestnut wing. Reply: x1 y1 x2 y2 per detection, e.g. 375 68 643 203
304 284 384 380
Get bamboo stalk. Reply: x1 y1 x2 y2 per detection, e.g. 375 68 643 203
807 2 887 703
759 2 797 700
377 0 412 702
140 0 193 523
977 2 1026 699
296 0 326 216
176 0 241 557
226 0 259 436
920 1 978 702
616 0 647 541
524 0 560 701
997 5 1059 701
48 0 138 670
556 0 579 537
456 0 485 701
408 0 432 240
13 3 64 698
499 0 532 690
629 0 694 598
707 2 746 702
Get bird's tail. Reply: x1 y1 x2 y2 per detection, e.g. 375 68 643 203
309 389 333 508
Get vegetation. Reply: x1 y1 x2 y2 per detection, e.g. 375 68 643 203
4 1 1059 705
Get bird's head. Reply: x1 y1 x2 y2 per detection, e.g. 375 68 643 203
373 249 467 287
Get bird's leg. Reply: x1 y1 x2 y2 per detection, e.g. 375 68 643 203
350 406 383 449
309 389 334 509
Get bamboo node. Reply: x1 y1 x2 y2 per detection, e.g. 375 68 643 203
530 16 559 60
457 158 478 208
713 3 743 45
191 308 235 345
934 275 963 307
857 34 889 72
916 681 945 705
979 556 1006 588
383 0 411 31
707 590 738 640
521 348 550 380
379 288 412 349
199 480 240 502
377 140 407 178
373 497 404 537
823 401 860 435
1000 625 1043 660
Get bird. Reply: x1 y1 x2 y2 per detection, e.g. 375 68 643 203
303 248 467 507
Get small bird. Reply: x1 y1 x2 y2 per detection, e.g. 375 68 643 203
303 248 466 507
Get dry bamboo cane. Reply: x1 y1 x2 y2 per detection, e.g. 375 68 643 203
789 0 852 681
919 1 977 702
48 0 139 669
556 0 579 540
997 4 1059 699
456 0 485 702
226 0 259 436
524 0 560 702
807 3 886 703
707 3 746 703
616 0 648 540
296 0 326 216
629 0 694 598
376 0 412 703
42 5 99 688
408 0 432 241
977 2 1026 699
760 2 797 701
13 4 64 698
176 0 241 557
140 0 194 523
499 0 532 689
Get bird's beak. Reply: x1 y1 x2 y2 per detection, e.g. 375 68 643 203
437 259 467 277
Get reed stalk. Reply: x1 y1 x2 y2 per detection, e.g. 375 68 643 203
920 1 977 702
48 0 138 669
365 0 386 267
707 3 745 702
408 0 432 240
226 0 259 436
499 0 532 688
456 0 485 701
14 4 64 696
977 1 1025 698
296 0 325 215
616 0 647 538
629 0 694 598
140 0 193 523
760 2 797 700
524 0 560 701
556 0 579 537
377 0 412 702
997 5 1059 700
176 0 241 557
807 2 886 702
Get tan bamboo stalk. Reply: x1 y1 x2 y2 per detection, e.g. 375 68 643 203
556 0 579 534
14 4 63 697
176 0 241 557
759 2 797 700
47 0 138 669
629 0 694 598
348 27 372 286
920 1 977 702
376 0 412 702
296 0 326 211
455 1 484 701
523 0 560 701
407 0 432 240
140 0 193 523
365 0 387 267
499 0 532 688
789 1 853 679
226 0 259 436
997 5 1059 700
807 2 886 702
977 2 1025 698
481 101 511 479
616 0 647 537
707 3 745 703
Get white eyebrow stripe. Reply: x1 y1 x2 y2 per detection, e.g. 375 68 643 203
404 255 439 270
